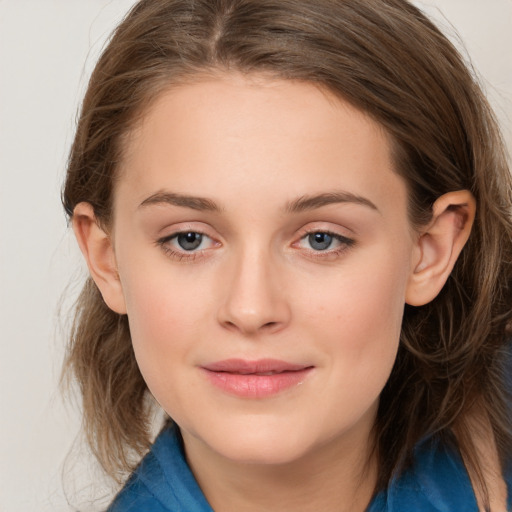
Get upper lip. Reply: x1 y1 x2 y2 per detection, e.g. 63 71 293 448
202 358 312 374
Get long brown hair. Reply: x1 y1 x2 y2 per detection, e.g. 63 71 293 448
62 0 512 499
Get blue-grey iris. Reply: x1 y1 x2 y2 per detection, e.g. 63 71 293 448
309 233 332 251
177 232 202 250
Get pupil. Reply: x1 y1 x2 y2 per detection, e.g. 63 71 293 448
177 232 202 250
309 232 332 251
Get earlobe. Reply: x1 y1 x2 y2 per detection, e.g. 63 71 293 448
405 190 476 307
72 202 127 314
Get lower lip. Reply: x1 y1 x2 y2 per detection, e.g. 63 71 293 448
201 368 313 398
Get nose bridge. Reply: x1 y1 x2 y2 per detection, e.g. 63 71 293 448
217 240 290 335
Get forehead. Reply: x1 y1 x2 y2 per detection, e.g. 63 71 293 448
117 73 407 220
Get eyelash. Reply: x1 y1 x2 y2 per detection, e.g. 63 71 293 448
295 229 356 260
159 246 201 262
156 229 355 262
156 231 215 262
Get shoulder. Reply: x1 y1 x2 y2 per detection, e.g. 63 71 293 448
108 469 169 512
368 436 480 512
107 445 174 512
107 426 213 512
370 433 512 512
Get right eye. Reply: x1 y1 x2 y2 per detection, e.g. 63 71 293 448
157 230 219 260
306 232 336 251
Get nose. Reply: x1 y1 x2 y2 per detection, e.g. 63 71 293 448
217 246 291 336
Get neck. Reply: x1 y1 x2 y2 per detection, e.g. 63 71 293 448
182 427 378 512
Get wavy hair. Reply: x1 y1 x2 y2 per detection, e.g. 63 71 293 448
62 0 512 501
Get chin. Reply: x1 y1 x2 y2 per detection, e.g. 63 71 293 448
219 440 310 466
193 418 322 466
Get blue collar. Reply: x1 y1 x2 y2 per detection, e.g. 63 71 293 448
110 426 510 512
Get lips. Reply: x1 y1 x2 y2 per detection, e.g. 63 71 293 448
200 359 314 398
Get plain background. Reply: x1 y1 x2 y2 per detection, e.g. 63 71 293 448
0 1 511 511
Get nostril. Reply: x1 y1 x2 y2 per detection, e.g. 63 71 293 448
262 321 280 331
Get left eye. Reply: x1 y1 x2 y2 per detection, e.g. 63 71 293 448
298 231 353 251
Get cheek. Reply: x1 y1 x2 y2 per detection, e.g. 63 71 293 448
348 263 406 345
299 249 409 387
305 250 406 332
119 265 206 388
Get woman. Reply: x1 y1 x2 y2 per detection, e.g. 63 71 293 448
63 0 512 510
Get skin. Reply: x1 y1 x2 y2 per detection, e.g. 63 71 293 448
73 73 477 511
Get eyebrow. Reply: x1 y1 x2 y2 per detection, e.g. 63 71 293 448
285 191 379 213
138 190 378 214
139 191 221 212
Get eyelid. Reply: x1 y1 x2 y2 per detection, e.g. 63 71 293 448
155 220 216 238
161 231 216 248
294 223 355 243
156 224 221 261
292 225 356 258
297 229 354 247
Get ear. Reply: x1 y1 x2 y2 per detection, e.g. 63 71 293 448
406 190 476 306
72 202 127 314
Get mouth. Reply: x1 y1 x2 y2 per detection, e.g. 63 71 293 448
200 359 314 398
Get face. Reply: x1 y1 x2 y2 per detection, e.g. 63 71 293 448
111 73 417 466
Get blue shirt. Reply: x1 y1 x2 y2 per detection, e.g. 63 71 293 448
108 426 511 511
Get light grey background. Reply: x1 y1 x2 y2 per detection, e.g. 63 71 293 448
0 1 511 511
